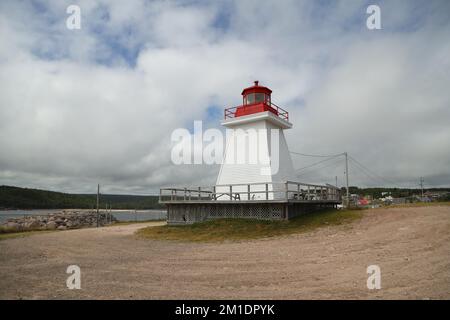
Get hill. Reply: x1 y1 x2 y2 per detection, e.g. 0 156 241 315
0 185 163 210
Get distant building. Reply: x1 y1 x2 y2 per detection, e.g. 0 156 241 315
416 196 431 202
424 191 449 201
391 197 407 205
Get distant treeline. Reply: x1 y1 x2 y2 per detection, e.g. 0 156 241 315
0 185 164 210
344 186 450 199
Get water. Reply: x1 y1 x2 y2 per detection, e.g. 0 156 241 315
0 209 167 223
0 209 62 222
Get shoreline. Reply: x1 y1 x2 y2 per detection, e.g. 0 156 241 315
0 208 168 225
0 208 166 212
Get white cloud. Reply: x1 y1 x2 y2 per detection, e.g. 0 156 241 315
0 0 449 194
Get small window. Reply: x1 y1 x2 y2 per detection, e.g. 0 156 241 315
255 93 264 103
246 93 255 105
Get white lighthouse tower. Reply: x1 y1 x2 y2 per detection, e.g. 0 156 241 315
160 81 341 224
216 81 296 200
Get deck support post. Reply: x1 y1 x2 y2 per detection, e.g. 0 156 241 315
265 183 269 200
285 182 289 200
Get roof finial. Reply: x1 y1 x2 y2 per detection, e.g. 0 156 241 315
254 80 259 86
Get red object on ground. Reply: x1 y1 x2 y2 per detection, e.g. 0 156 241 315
358 198 369 206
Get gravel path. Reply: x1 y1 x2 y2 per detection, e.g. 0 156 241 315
0 207 449 299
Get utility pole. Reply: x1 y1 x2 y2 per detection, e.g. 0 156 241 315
335 176 338 188
96 184 100 228
344 152 349 207
420 177 424 198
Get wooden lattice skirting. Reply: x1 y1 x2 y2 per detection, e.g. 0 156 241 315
166 202 338 225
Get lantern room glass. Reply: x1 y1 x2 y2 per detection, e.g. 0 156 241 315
244 93 270 105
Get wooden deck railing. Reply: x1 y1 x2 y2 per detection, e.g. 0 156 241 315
224 102 289 121
159 181 341 203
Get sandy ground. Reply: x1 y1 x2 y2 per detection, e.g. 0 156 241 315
0 206 449 300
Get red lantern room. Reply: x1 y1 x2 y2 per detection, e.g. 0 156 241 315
224 81 289 121
241 80 272 106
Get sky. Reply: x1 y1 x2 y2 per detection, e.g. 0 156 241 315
0 0 449 194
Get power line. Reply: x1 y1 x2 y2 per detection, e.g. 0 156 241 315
290 149 421 190
348 157 386 185
297 158 343 177
294 154 343 172
296 157 344 178
348 158 383 186
290 151 344 158
348 155 397 187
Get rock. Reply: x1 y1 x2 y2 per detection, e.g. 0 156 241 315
1 210 117 233
6 222 21 232
46 221 57 230
25 220 41 230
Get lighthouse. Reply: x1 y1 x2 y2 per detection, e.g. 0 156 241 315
215 81 296 200
160 81 341 225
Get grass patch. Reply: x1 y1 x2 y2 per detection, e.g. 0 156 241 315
0 230 56 241
136 209 363 242
107 220 166 227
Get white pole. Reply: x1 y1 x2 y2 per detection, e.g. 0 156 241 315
345 152 349 207
96 184 100 227
420 177 424 198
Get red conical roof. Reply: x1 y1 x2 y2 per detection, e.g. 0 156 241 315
241 80 272 96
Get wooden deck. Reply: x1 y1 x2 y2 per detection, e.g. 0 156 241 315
160 181 342 224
